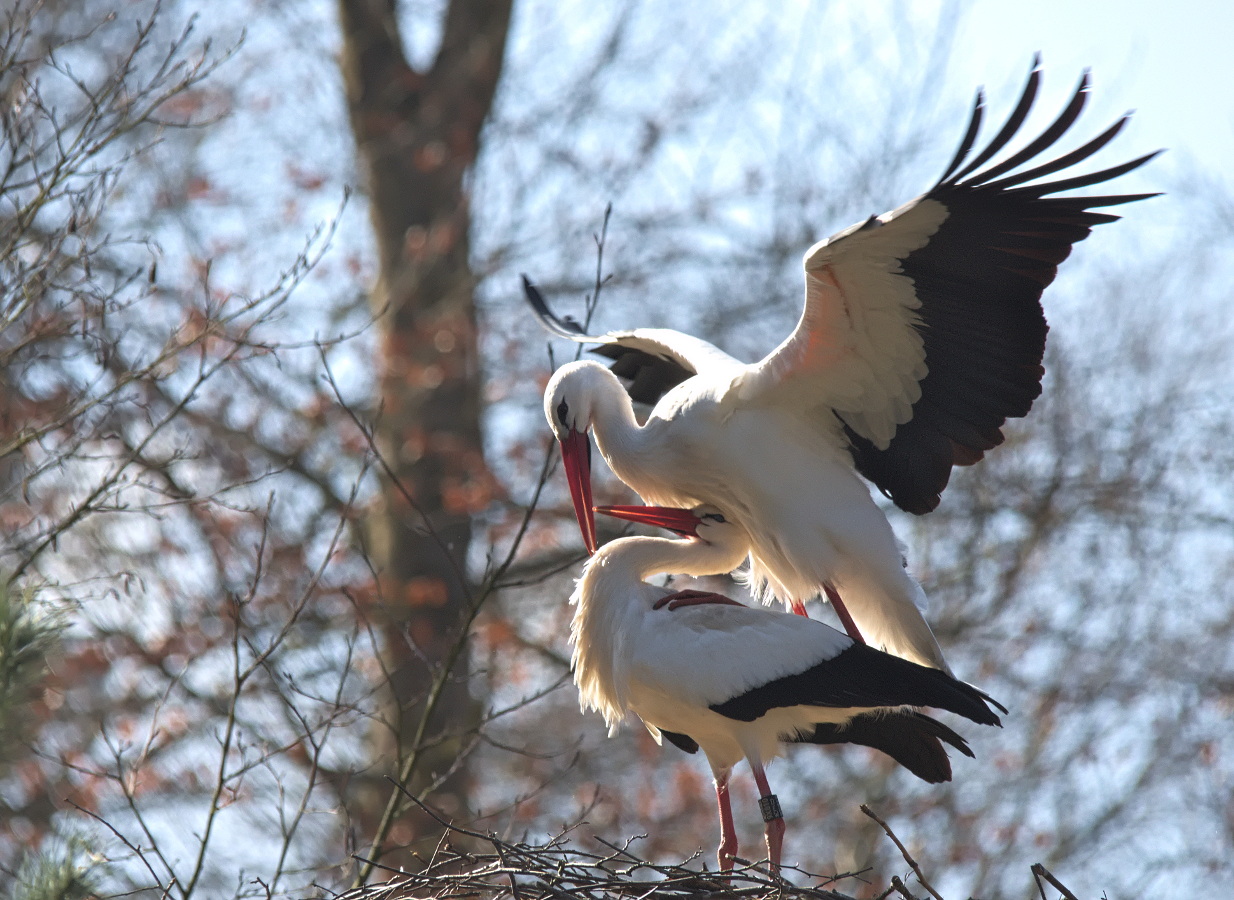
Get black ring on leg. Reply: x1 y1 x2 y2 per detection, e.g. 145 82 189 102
758 793 782 822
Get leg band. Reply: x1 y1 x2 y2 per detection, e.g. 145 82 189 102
758 793 783 822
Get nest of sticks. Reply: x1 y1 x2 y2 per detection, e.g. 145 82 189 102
332 797 1082 900
339 829 853 900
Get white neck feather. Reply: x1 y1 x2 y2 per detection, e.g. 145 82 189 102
578 362 646 461
570 533 746 732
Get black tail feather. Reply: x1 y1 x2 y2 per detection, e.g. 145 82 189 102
795 710 973 784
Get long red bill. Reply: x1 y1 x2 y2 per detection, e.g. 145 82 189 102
594 504 700 538
559 428 597 554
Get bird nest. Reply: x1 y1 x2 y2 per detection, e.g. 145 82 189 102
332 800 1080 900
337 830 855 900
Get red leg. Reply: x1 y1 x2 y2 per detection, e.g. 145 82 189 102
790 599 809 617
748 759 784 875
714 770 738 871
654 589 746 611
824 584 865 645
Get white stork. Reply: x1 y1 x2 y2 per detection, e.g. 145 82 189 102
571 502 1004 873
531 60 1158 671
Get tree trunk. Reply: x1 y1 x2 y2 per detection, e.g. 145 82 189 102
336 0 512 866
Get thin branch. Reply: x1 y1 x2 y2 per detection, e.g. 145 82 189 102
860 805 945 900
1031 864 1080 900
64 798 175 897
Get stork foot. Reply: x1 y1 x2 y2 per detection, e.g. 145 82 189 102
758 792 785 875
749 761 784 877
763 812 785 876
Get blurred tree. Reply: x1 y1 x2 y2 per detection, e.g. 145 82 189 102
0 1 373 894
0 586 60 771
335 0 511 869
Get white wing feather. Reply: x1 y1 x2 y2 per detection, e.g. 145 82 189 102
736 197 949 449
627 604 853 711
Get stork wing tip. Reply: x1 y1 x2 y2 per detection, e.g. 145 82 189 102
979 686 1009 718
521 275 590 340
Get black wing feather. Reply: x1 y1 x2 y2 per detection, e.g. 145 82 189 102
796 709 974 784
522 275 590 339
982 114 1130 190
661 730 700 754
710 642 1004 726
948 57 1043 183
522 276 696 406
954 69 1089 187
593 344 694 406
936 89 986 184
847 63 1160 515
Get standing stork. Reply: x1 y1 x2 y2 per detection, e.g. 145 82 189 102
571 502 1004 873
532 59 1158 670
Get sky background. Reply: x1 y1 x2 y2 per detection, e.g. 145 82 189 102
961 0 1230 186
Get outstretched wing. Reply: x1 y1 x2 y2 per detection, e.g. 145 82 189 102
522 276 743 406
738 59 1160 513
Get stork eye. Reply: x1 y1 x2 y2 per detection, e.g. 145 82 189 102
556 399 569 426
704 512 727 524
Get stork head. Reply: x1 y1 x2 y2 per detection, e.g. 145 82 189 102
594 503 750 575
544 362 602 554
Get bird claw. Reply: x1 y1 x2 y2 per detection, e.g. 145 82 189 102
654 589 746 611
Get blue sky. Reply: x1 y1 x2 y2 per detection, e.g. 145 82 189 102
960 0 1231 183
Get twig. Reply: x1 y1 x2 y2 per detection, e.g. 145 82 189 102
860 805 945 900
65 798 176 896
1032 863 1080 900
319 349 476 606
336 817 863 900
888 876 918 899
582 202 613 334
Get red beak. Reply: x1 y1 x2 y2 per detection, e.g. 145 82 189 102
559 428 597 554
594 504 701 538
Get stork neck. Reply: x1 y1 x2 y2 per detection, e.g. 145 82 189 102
583 533 742 596
575 537 690 639
586 366 648 464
